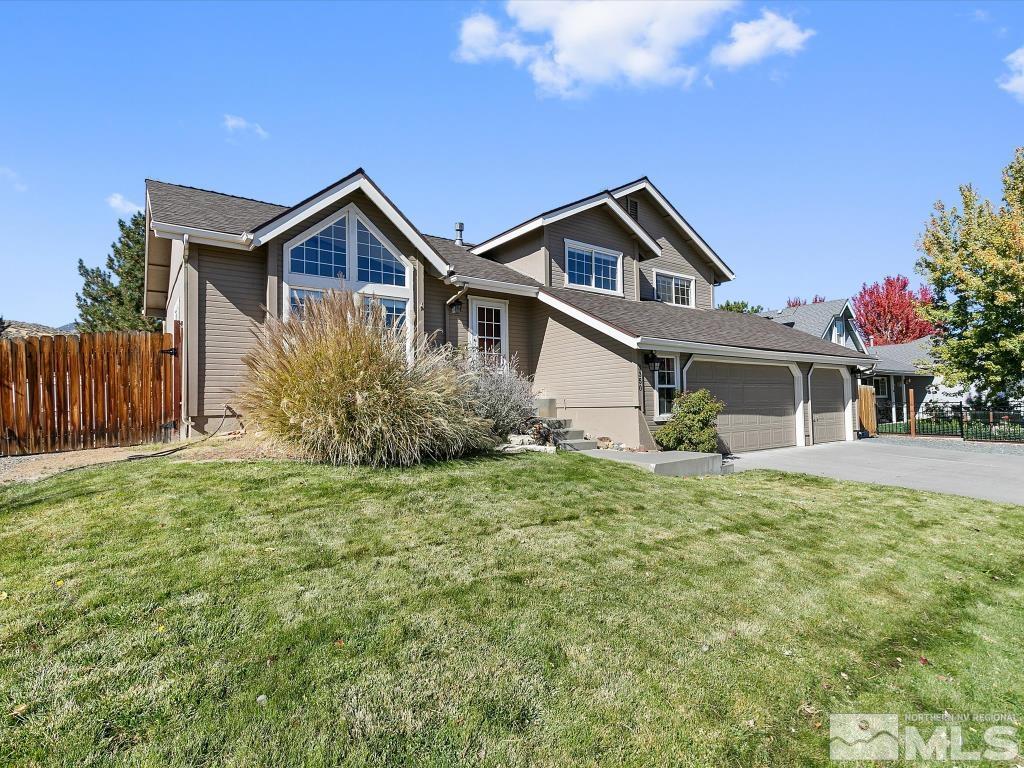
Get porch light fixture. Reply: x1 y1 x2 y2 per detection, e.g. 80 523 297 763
449 299 463 315
643 352 661 373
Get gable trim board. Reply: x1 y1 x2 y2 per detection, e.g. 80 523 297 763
249 172 451 277
470 192 663 258
611 178 735 282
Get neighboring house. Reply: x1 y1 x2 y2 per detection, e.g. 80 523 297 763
864 334 975 422
760 299 867 352
142 170 872 452
0 320 62 340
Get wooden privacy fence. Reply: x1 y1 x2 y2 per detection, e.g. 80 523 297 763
858 385 877 436
0 325 181 457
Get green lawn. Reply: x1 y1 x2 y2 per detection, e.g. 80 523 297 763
1 453 1022 767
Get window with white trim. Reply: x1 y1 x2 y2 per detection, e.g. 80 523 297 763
356 221 405 286
282 203 411 327
290 219 347 279
654 271 695 307
365 296 407 329
564 240 621 295
656 356 678 418
289 287 323 319
872 377 889 398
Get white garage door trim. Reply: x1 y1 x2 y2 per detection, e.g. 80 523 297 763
808 364 855 443
682 355 805 447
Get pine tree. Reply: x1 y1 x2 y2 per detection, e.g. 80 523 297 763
76 212 159 332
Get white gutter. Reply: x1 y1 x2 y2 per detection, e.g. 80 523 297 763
637 335 875 366
444 274 540 297
151 221 250 250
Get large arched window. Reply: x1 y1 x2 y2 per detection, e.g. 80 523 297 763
282 203 411 328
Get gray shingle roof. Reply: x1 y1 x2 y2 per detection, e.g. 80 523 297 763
761 298 850 339
868 335 934 375
146 180 288 235
544 287 873 359
424 235 541 288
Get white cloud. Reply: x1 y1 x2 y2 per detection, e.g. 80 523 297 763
456 0 737 97
998 46 1024 101
223 114 269 139
106 193 142 214
710 10 815 69
0 166 27 192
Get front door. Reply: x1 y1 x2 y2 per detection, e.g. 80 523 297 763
469 297 509 366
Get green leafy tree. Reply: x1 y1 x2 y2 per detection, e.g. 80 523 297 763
917 148 1024 402
717 299 765 314
76 211 159 332
654 388 726 453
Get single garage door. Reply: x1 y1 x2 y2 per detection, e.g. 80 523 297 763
811 368 846 444
686 361 796 453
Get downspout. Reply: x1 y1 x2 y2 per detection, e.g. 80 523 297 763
180 234 193 438
443 284 468 346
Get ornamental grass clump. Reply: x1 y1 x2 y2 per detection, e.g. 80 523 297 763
654 388 726 454
464 354 536 440
241 290 496 467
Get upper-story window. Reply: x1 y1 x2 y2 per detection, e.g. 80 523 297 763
290 219 347 279
283 203 411 324
564 239 622 296
834 318 847 344
654 270 696 308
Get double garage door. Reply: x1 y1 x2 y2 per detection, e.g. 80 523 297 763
686 361 848 452
686 361 796 453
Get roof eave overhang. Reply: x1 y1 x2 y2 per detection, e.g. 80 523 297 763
638 335 874 366
612 179 735 283
471 194 662 258
247 173 451 276
445 274 540 297
151 220 251 250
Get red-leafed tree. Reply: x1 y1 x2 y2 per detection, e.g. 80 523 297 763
786 295 827 307
853 275 935 345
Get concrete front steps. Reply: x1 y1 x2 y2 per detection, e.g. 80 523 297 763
537 417 597 451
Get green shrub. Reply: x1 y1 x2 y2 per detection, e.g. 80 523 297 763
241 290 496 467
654 388 726 453
464 354 536 440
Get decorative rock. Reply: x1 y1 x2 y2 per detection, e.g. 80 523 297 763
508 434 537 446
596 436 613 449
256 694 268 706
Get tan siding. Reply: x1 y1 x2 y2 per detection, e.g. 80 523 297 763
533 305 637 408
488 232 546 284
423 274 454 342
197 247 266 417
545 206 641 300
623 190 716 309
453 292 536 374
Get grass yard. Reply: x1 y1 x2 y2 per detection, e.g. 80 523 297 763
1 452 1022 766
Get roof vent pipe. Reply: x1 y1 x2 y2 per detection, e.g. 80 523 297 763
454 222 464 246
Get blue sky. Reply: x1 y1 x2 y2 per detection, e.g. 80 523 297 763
1 0 1021 326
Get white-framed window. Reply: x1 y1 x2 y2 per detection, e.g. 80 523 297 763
655 355 680 419
289 287 323 319
282 202 412 324
564 239 622 296
468 297 509 365
364 296 407 329
834 318 846 344
872 377 889 398
654 270 696 308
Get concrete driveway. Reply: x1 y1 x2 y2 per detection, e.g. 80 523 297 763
730 439 1024 505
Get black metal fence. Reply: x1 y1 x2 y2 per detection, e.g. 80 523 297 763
877 401 1024 442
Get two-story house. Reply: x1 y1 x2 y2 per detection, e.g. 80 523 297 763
143 170 872 452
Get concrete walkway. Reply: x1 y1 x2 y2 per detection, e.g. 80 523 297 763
729 439 1024 505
